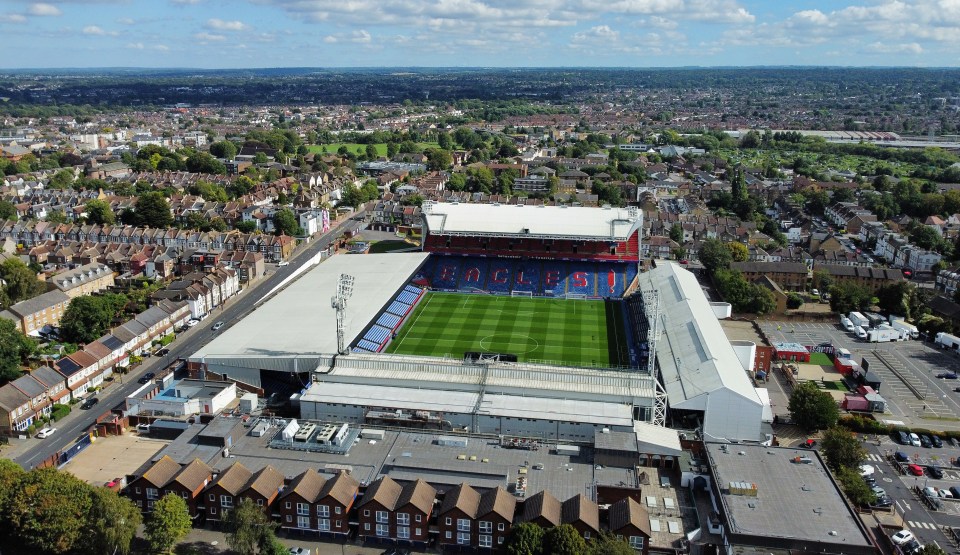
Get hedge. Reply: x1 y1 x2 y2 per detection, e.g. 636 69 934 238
838 414 960 440
50 404 70 422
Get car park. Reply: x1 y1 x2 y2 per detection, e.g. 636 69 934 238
937 372 958 379
920 434 932 448
212 321 225 331
894 451 910 462
36 427 56 439
928 465 944 479
931 435 943 448
909 433 921 447
923 486 938 498
80 397 99 410
908 464 924 476
950 486 960 498
938 488 953 499
896 431 911 445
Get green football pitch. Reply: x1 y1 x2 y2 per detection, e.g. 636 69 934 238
384 292 629 368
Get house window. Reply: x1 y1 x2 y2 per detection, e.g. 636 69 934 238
415 528 422 537
297 516 310 529
220 495 233 508
364 523 370 531
285 515 291 523
457 518 470 532
319 518 330 532
498 522 505 531
318 505 330 517
375 523 389 537
415 514 422 523
285 502 291 509
210 507 217 515
335 506 342 515
480 534 492 548
296 503 309 516
209 493 215 501
397 513 410 526
584 531 591 540
147 500 155 511
457 531 471 545
445 517 452 526
629 536 645 550
479 521 492 534
498 537 504 545
375 510 388 524
146 488 159 500
397 526 410 539
363 509 370 517
335 520 342 529
257 499 263 506
445 531 452 539
135 487 141 494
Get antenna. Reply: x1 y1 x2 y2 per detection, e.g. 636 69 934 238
331 273 355 355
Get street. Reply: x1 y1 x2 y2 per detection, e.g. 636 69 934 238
9 211 366 470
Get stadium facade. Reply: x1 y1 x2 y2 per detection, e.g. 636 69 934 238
188 202 770 444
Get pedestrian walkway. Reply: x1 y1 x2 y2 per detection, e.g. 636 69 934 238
907 520 940 530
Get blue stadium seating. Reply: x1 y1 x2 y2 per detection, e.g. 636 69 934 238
376 313 402 329
363 325 391 346
356 339 381 352
404 285 424 296
419 256 636 298
396 290 419 305
386 300 412 317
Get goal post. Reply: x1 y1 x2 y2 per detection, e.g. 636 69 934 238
510 291 534 298
565 293 587 300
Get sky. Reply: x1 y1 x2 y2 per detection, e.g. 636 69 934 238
0 0 958 68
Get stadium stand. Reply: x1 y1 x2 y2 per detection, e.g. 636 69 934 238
623 294 651 369
354 285 426 353
416 256 637 298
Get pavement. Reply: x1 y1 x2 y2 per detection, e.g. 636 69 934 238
3 211 366 470
181 527 427 555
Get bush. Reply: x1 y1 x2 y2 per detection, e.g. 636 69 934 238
51 404 70 421
159 333 175 346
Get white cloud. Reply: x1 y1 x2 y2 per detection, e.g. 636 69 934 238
82 25 117 36
206 18 248 31
323 35 338 43
171 0 202 4
116 17 135 25
126 42 144 49
194 32 226 41
0 14 28 23
866 41 923 54
154 44 170 51
573 25 620 42
350 29 371 43
28 3 62 16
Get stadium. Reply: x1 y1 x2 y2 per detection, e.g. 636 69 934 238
189 201 767 444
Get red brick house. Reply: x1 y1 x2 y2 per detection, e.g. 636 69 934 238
127 455 182 512
203 462 253 524
519 490 561 529
561 494 600 541
438 483 482 549
279 468 326 534
608 497 652 555
239 465 286 516
315 470 360 538
162 459 214 520
358 477 436 546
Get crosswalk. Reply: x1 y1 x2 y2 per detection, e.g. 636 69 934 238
907 521 940 530
867 453 885 462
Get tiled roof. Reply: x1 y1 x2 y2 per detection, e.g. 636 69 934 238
439 483 480 518
477 487 516 521
317 470 359 507
171 458 213 491
210 462 253 496
282 468 325 503
609 497 652 535
561 494 600 532
141 455 182 488
397 479 436 514
245 465 285 499
358 476 402 510
520 490 561 526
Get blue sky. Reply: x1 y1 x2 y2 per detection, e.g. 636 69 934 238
0 0 956 68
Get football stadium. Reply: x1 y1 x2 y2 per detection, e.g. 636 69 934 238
189 201 768 444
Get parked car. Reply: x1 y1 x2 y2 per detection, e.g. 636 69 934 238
871 486 886 498
896 431 911 445
859 464 875 477
949 486 960 498
288 548 311 555
938 488 953 499
895 451 910 462
872 495 893 508
278 261 290 267
80 397 99 410
910 433 921 447
212 321 225 331
920 434 933 448
928 465 944 479
891 530 915 545
186 319 200 327
155 348 170 357
950 437 960 447
923 486 939 498
137 372 156 385
937 372 958 379
902 540 924 555
931 435 943 448
863 474 877 486
908 464 924 476
36 427 56 439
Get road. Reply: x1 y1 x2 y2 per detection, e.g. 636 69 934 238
11 211 366 470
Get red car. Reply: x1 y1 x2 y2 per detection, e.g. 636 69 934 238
908 464 924 476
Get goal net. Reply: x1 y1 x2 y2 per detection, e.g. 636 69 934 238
511 291 534 298
565 293 587 300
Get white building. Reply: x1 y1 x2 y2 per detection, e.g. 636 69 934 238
136 379 236 417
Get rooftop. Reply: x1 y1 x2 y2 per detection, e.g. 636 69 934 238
191 253 428 363
422 201 642 241
705 443 872 549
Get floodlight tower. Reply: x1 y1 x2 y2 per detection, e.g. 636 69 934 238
331 273 355 355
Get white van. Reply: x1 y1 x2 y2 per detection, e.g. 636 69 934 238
855 326 867 339
840 316 854 332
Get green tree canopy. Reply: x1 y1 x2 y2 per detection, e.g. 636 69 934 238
185 151 227 174
502 522 545 555
820 426 867 472
7 467 93 553
272 208 302 236
188 180 229 202
0 199 17 220
589 531 637 555
698 238 733 272
83 487 142 555
224 497 279 555
0 318 36 383
0 258 46 308
145 493 192 554
84 198 116 225
836 466 875 507
59 293 128 344
669 223 683 244
133 192 174 228
829 282 874 315
544 524 588 555
209 140 238 160
789 381 840 432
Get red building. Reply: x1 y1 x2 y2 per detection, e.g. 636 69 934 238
357 477 436 546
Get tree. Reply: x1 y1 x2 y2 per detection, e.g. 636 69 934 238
911 225 941 251
0 258 46 306
365 143 378 160
0 318 35 383
83 487 142 555
669 223 683 244
502 522 545 555
726 242 749 262
589 531 636 555
84 199 116 225
133 192 174 228
145 493 192 554
836 466 875 507
426 148 453 171
917 546 948 555
236 221 257 233
829 281 873 315
786 293 804 309
209 140 238 160
7 467 93 553
224 498 278 555
875 281 911 317
46 209 67 224
0 199 16 220
253 151 269 164
544 524 588 555
820 426 867 472
188 180 229 202
698 238 733 272
811 269 834 292
185 151 227 175
272 208 302 236
789 381 840 432
59 294 127 344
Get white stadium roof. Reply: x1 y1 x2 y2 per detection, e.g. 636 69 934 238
191 253 429 361
639 263 763 442
422 201 642 241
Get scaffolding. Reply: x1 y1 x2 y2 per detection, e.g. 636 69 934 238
642 288 668 427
